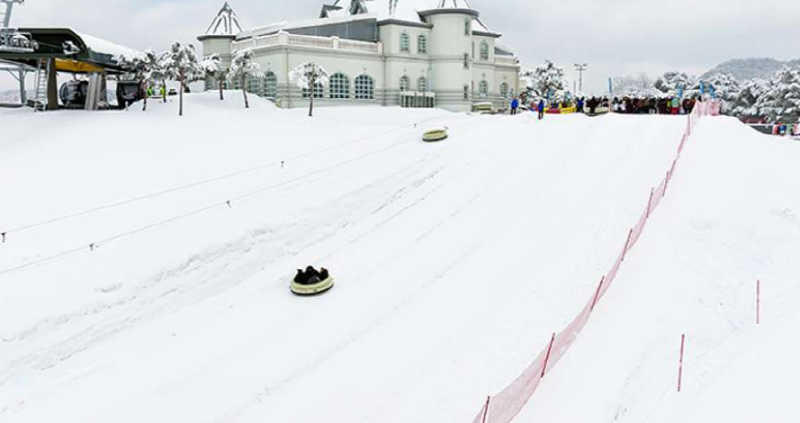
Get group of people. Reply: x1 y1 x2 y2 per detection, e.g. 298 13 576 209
294 266 330 285
611 97 698 115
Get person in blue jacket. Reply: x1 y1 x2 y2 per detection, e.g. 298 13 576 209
537 99 545 120
510 96 520 115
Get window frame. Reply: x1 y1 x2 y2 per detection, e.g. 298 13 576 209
302 81 325 99
399 75 410 92
400 32 410 53
264 71 278 99
417 76 428 93
417 34 427 54
500 82 509 98
479 80 488 97
354 74 375 100
480 41 490 61
329 72 350 100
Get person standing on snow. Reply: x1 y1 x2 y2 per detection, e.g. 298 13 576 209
671 96 680 115
511 96 520 115
537 99 545 120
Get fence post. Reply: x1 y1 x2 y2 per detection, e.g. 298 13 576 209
621 229 634 261
646 188 655 218
756 280 761 325
664 170 672 195
481 396 491 423
590 276 605 312
677 334 685 392
541 333 556 378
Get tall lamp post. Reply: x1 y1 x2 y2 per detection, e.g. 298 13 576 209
574 63 588 94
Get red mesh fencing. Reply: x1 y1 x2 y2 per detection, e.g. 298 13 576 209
469 101 719 423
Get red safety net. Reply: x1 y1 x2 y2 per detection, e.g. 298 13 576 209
468 101 719 423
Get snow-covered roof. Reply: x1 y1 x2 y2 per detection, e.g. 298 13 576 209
204 2 243 37
323 0 492 32
78 32 143 61
237 13 377 40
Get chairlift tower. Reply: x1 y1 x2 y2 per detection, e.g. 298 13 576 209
0 0 38 107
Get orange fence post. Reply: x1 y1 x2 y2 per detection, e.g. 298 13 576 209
480 396 491 423
590 276 605 312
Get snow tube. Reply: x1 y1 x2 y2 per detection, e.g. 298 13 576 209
423 128 448 142
545 108 561 114
560 107 577 114
291 277 335 296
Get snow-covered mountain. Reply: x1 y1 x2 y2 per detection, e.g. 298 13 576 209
702 58 800 81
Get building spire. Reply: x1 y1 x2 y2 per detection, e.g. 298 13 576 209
204 2 243 36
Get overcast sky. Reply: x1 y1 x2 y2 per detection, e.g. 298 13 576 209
4 0 799 93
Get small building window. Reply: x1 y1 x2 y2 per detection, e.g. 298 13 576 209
480 41 489 61
479 80 488 97
330 73 350 99
264 71 277 98
464 19 472 36
303 81 324 98
500 82 509 98
247 75 262 95
400 33 410 52
417 76 428 93
463 85 469 100
417 35 427 54
399 75 410 92
355 74 374 100
463 53 470 69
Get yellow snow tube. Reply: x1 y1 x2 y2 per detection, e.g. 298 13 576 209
291 277 335 296
423 128 449 142
560 107 577 114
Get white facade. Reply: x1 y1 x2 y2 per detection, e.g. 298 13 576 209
198 1 521 112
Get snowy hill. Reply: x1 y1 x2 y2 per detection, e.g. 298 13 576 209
1 94 799 423
701 57 800 80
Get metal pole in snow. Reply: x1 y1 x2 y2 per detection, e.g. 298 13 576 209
757 280 761 325
541 333 556 378
646 188 655 218
590 276 605 311
677 334 685 392
480 396 491 423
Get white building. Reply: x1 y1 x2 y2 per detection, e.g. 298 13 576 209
198 1 521 112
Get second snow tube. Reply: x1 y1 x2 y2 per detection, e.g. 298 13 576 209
291 277 335 296
423 128 449 142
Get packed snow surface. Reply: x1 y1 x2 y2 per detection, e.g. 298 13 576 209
1 94 798 423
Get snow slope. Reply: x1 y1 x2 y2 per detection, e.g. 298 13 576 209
515 118 800 423
1 93 786 423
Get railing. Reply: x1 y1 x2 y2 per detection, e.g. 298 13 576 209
495 56 518 66
241 33 382 55
288 34 334 49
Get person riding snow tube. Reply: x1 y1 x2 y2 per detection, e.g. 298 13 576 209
291 266 334 296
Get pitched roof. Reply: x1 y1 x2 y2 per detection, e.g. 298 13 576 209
204 2 243 36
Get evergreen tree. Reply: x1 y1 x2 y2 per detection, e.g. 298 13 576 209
654 71 695 96
290 62 330 117
523 59 565 100
201 53 227 101
756 66 800 123
164 41 203 117
228 49 261 109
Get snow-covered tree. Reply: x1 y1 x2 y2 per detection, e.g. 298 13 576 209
228 49 261 109
523 60 565 100
117 49 162 111
201 53 227 101
611 73 660 97
290 62 330 117
686 73 741 113
756 66 800 123
654 71 696 97
163 41 203 116
730 78 768 118
147 50 173 104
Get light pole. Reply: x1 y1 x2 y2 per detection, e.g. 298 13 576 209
574 63 588 94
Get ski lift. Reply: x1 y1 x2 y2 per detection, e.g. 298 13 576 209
62 40 80 55
0 28 37 53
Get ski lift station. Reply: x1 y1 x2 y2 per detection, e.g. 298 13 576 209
0 0 140 111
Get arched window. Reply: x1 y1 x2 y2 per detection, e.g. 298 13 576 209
354 74 374 100
329 73 350 99
417 35 427 54
303 81 324 98
247 74 262 95
500 82 509 98
479 80 488 97
480 41 489 61
417 76 428 93
399 75 410 92
264 71 277 98
400 33 410 52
